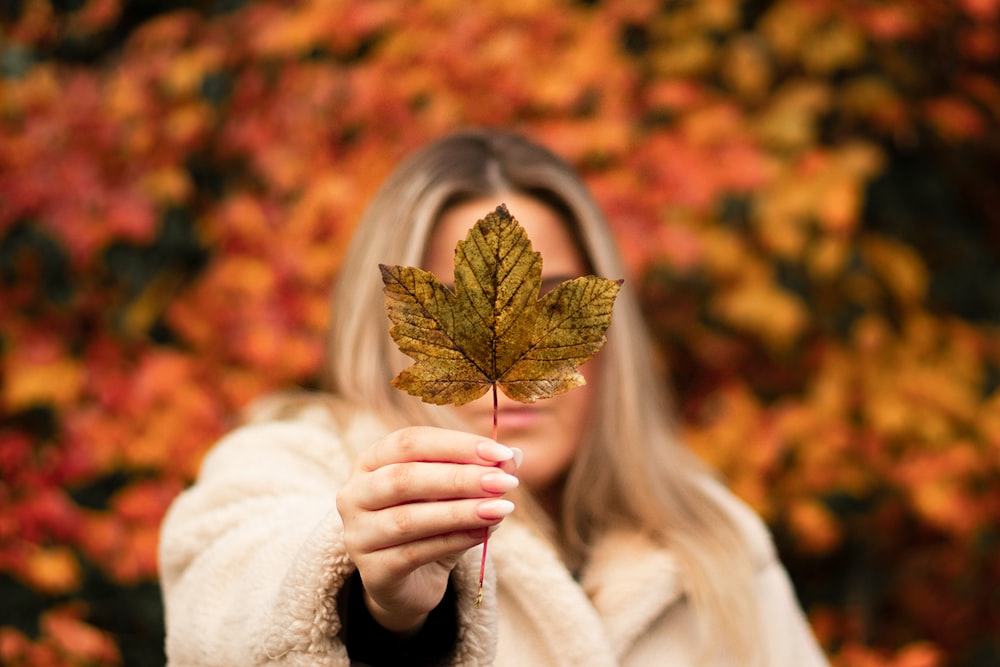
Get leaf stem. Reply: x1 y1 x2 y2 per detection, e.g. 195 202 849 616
492 381 499 441
475 383 499 608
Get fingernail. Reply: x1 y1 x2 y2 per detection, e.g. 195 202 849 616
511 447 523 470
481 472 519 493
477 498 515 519
477 441 514 463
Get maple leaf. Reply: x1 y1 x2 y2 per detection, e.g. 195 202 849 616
380 203 621 407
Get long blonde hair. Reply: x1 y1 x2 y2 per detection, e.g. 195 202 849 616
314 128 763 663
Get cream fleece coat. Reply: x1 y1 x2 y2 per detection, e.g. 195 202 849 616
159 410 829 666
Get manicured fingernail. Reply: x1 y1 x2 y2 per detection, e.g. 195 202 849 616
477 498 515 519
511 447 523 470
481 472 519 493
477 441 514 462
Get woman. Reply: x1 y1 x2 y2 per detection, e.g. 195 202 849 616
159 128 828 666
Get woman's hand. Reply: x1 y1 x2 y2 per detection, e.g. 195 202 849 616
336 426 521 634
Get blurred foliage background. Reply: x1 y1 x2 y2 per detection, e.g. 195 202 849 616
2 0 999 665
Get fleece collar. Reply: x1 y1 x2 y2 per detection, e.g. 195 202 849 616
490 521 684 665
581 530 685 659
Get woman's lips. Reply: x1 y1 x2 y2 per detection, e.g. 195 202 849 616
492 405 542 431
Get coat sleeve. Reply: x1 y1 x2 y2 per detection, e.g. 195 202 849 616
700 477 830 666
157 418 497 666
754 558 830 667
722 489 830 666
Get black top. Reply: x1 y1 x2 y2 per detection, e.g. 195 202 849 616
341 570 459 666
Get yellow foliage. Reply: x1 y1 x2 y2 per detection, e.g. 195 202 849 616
104 70 146 123
681 103 745 146
861 235 929 305
817 177 862 234
831 141 886 183
3 351 85 411
788 499 842 554
139 166 193 204
684 383 782 518
806 349 853 417
908 479 979 538
895 443 986 539
2 64 60 117
165 101 212 147
722 35 774 102
251 1 340 57
800 19 867 74
978 390 1000 451
22 546 81 596
753 141 881 256
712 274 809 350
205 255 276 301
163 46 224 98
807 237 849 278
698 226 750 278
122 270 187 337
649 36 716 77
756 213 808 257
695 0 741 31
840 76 908 131
754 80 832 149
758 1 827 62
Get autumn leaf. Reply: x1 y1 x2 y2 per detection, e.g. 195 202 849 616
380 203 621 406
22 546 81 596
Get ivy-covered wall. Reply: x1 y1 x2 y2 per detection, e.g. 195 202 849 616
2 1 998 665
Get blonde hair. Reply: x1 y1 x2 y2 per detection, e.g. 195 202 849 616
311 128 763 663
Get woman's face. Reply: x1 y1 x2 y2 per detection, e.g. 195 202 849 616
422 193 598 494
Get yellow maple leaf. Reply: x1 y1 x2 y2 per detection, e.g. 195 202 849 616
380 204 621 406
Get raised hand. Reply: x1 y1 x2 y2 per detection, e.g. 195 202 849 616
336 426 520 633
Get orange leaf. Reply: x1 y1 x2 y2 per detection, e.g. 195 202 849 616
817 178 862 234
861 5 920 41
861 236 928 305
924 97 986 141
22 546 81 596
961 0 1000 21
139 166 192 204
40 608 121 665
3 354 84 411
788 499 842 554
0 626 31 663
893 642 945 667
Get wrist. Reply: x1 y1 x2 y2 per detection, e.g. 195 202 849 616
362 589 429 637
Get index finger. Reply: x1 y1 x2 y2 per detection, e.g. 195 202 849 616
359 426 516 472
